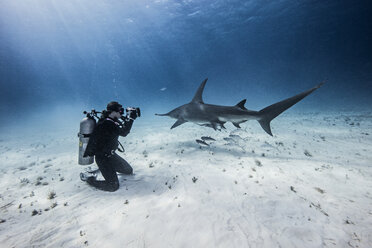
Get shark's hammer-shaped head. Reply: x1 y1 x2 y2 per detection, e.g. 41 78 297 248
155 106 183 120
155 78 208 121
155 78 210 129
155 105 189 129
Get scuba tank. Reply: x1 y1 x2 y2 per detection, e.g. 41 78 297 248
78 110 99 165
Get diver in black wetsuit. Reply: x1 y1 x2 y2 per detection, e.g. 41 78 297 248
81 101 138 192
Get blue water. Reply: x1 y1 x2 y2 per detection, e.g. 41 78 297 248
0 0 371 128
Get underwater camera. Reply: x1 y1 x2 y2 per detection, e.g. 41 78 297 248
125 107 141 120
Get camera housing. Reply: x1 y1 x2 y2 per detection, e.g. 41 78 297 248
125 107 141 120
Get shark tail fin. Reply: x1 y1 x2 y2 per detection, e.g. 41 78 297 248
258 82 324 136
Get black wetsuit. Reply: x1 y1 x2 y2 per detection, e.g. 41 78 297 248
86 117 134 192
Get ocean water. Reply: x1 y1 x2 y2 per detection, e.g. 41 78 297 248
1 0 371 130
1 1 372 247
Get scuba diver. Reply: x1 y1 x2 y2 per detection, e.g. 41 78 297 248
80 101 140 192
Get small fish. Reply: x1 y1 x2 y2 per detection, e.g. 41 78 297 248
160 87 167 91
223 137 234 142
196 139 209 146
201 136 216 141
229 134 241 139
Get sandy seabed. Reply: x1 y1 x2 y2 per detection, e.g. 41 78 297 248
0 112 371 248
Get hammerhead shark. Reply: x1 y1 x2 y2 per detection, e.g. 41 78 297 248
155 78 323 136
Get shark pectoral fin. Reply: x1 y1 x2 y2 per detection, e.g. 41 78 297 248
236 99 247 110
171 119 187 129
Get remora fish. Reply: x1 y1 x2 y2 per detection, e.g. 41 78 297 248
196 139 210 146
201 136 216 141
156 78 323 136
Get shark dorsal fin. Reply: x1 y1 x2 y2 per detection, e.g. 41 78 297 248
236 99 247 110
191 78 208 103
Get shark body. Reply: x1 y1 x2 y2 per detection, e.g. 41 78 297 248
156 78 323 136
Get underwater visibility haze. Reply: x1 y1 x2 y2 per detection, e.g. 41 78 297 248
0 0 372 130
1 1 372 247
